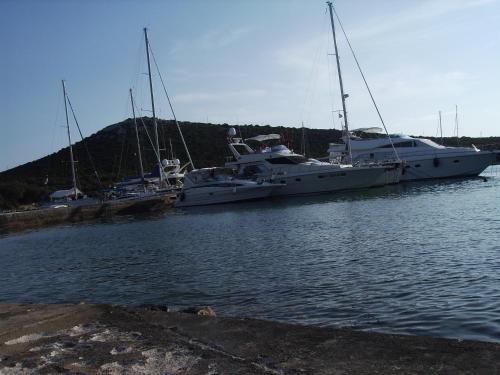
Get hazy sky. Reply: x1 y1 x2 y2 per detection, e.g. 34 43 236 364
1 0 499 171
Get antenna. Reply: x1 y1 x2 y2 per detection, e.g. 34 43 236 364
439 110 443 144
301 122 305 155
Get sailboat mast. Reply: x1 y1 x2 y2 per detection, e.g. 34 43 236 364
129 88 145 188
144 27 163 184
455 105 459 145
327 1 352 163
61 80 78 198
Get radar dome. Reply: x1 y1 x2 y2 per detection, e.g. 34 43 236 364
228 128 237 137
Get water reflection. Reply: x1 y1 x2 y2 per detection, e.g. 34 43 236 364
0 171 499 342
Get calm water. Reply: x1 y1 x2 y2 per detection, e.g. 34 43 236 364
1 167 499 342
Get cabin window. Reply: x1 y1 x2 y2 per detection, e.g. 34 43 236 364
232 144 253 155
453 159 460 163
295 178 301 182
318 175 325 179
267 156 308 164
378 141 415 148
242 165 262 176
415 164 421 168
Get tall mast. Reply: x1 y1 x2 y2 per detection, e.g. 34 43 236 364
129 88 145 190
455 105 459 145
169 138 174 160
327 1 352 163
62 80 78 198
144 27 163 184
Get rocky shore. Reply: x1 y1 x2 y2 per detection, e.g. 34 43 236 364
1 303 499 374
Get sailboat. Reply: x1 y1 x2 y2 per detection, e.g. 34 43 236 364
107 28 191 199
324 4 494 181
48 80 98 206
324 1 403 185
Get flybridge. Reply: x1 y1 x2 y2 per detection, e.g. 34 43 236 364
245 134 281 143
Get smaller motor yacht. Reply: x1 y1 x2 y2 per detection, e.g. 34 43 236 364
328 128 496 181
174 167 281 207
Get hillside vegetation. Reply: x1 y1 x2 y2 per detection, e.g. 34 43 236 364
0 119 342 209
1 118 499 209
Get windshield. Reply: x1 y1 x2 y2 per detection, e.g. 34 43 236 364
266 156 308 164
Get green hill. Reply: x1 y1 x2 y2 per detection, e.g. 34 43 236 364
1 118 499 210
0 119 343 209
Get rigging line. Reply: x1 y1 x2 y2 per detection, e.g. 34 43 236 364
137 107 161 162
115 124 127 180
47 86 63 181
65 95 103 188
326 39 338 131
299 9 328 126
332 6 400 162
148 44 195 170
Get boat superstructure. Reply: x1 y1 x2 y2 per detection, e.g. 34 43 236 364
225 129 398 196
174 167 280 207
328 130 495 181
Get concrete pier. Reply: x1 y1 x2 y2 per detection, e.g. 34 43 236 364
1 303 499 374
0 194 176 234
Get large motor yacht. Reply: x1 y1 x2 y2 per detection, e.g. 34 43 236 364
174 167 280 207
225 129 401 196
328 128 495 181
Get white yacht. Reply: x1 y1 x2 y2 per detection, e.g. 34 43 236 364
328 128 496 181
174 167 280 207
225 129 401 196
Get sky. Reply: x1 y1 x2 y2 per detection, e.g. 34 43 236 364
1 0 500 171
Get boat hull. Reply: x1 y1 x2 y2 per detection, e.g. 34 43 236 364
174 184 276 207
267 165 391 196
399 152 495 181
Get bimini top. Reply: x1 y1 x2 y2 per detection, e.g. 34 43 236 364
245 134 281 143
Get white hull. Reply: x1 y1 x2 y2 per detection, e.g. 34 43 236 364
397 152 494 181
266 165 392 196
329 134 496 182
175 184 276 207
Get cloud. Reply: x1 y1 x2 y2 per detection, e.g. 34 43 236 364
174 88 267 104
346 0 498 41
170 27 253 56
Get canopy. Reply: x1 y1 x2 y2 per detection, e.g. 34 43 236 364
351 127 383 134
245 134 281 143
49 188 83 200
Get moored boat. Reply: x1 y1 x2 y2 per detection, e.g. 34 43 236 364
174 168 280 207
328 129 496 181
225 130 396 196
